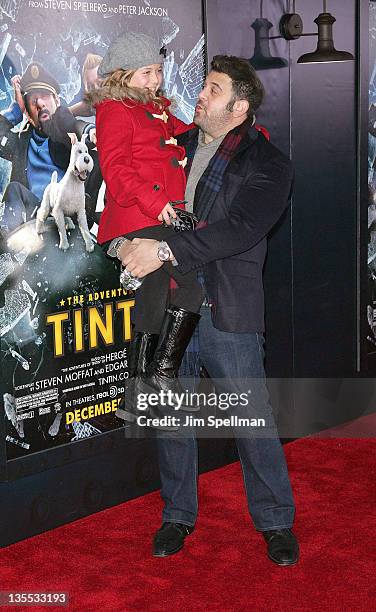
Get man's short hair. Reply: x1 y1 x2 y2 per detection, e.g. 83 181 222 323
210 55 264 116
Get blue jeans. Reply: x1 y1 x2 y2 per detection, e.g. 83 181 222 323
156 305 295 531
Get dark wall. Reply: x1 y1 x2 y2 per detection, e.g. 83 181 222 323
206 0 358 377
290 0 357 376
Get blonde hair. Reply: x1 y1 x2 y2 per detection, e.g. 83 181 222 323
82 53 103 91
86 68 164 109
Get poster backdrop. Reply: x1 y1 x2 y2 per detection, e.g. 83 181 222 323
0 0 205 459
369 1 376 356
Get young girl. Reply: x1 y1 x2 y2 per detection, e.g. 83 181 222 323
91 32 203 424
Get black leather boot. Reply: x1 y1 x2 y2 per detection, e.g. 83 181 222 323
134 306 200 428
116 331 159 422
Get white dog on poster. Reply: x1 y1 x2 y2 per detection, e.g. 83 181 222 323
36 132 94 252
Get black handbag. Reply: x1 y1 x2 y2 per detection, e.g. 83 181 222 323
163 201 198 232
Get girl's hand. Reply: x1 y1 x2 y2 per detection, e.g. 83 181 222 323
158 202 177 225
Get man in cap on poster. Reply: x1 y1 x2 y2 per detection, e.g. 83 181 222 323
0 62 100 236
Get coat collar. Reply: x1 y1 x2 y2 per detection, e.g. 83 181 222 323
179 118 259 221
179 118 259 182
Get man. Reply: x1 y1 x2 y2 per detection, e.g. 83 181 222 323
120 55 298 565
0 62 100 235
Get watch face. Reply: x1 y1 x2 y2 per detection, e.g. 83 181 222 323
158 247 170 261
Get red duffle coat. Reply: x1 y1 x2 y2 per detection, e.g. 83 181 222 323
95 97 191 243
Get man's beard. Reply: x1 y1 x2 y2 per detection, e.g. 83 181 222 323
193 106 232 138
36 108 51 132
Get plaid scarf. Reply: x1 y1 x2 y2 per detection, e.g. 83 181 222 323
183 117 254 222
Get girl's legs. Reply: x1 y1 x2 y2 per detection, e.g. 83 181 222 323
123 225 204 427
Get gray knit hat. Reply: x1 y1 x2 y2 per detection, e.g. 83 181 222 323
98 32 163 77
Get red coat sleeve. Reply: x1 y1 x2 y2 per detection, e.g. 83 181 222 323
95 100 170 220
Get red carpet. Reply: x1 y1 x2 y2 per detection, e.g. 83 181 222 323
0 432 375 611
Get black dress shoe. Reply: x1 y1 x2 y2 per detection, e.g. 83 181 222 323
153 522 194 557
262 528 299 566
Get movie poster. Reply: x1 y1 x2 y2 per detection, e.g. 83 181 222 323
0 0 205 459
368 1 376 354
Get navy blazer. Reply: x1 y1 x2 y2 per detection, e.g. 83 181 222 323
166 124 293 333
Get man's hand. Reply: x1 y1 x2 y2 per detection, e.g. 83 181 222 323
119 238 163 277
11 75 25 114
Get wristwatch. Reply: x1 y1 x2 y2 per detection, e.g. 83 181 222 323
107 236 128 260
157 241 172 262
